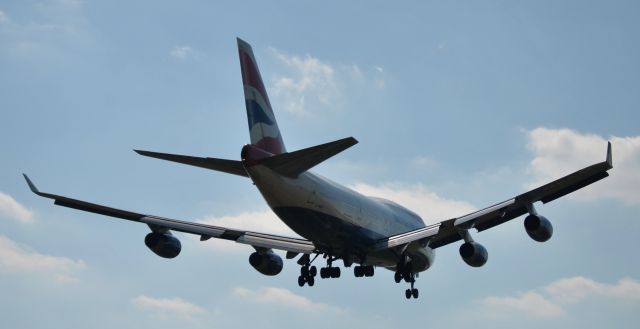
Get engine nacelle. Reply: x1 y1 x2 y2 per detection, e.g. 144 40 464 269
249 251 283 276
524 215 553 242
144 232 181 258
407 247 436 272
459 241 488 267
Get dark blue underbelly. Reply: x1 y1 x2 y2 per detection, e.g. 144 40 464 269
272 206 387 253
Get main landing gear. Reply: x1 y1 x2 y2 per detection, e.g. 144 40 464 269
319 255 341 279
353 265 374 277
297 254 318 287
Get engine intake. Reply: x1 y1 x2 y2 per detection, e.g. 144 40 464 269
524 215 553 242
144 232 181 258
249 251 283 276
459 241 488 267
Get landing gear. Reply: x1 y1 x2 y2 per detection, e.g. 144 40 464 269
395 262 419 299
320 266 340 278
297 254 318 287
402 275 419 299
319 255 341 279
354 265 374 277
405 287 418 299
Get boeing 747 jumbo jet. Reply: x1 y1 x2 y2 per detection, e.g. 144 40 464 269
24 38 613 299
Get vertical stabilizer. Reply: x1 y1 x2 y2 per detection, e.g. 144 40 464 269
237 38 286 155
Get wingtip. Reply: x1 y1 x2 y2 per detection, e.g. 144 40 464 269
606 141 613 168
22 173 40 194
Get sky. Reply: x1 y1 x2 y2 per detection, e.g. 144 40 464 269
1 0 639 328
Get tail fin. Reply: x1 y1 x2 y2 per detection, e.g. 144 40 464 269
237 38 286 155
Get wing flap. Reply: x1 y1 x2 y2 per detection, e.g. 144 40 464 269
371 223 440 251
24 174 315 254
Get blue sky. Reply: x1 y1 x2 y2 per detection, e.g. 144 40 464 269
1 1 639 328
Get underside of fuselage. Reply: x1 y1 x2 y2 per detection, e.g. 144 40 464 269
243 162 429 268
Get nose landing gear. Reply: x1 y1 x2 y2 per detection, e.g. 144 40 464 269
395 262 419 299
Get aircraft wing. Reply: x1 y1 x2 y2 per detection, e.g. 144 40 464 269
22 175 316 254
428 142 613 249
375 142 613 251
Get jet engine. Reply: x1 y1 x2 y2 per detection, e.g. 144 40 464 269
249 251 283 276
524 215 553 242
459 241 488 267
144 232 181 258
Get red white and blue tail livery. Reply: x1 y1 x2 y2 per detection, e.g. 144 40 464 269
238 38 286 155
24 38 613 300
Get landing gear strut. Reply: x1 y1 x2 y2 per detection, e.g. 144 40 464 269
320 255 341 279
395 262 419 299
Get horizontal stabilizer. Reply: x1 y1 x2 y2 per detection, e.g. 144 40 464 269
261 137 358 178
134 150 248 177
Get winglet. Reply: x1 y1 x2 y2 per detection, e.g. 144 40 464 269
606 141 613 169
22 174 41 195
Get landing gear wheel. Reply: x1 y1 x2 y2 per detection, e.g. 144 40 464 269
298 275 306 287
354 266 363 277
394 271 402 283
301 266 309 277
405 289 412 299
412 288 419 299
320 267 328 279
330 267 341 278
365 266 374 277
307 276 315 286
309 266 317 277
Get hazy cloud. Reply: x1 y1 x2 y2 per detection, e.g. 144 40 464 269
269 48 386 115
270 49 338 115
0 235 85 283
350 182 476 224
482 291 565 317
544 276 640 304
0 10 9 24
131 295 205 317
0 0 91 56
232 286 342 313
479 276 640 318
0 192 33 223
170 46 193 60
527 127 640 204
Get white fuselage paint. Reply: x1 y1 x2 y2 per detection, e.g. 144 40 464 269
245 164 436 271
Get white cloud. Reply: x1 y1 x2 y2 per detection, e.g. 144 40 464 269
482 291 565 318
350 182 476 224
527 127 640 204
269 48 386 115
479 276 640 318
544 276 640 304
270 49 338 115
0 235 85 283
232 286 343 313
0 192 33 223
170 46 193 60
131 295 205 317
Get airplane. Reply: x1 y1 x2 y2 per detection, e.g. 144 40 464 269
24 38 613 299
